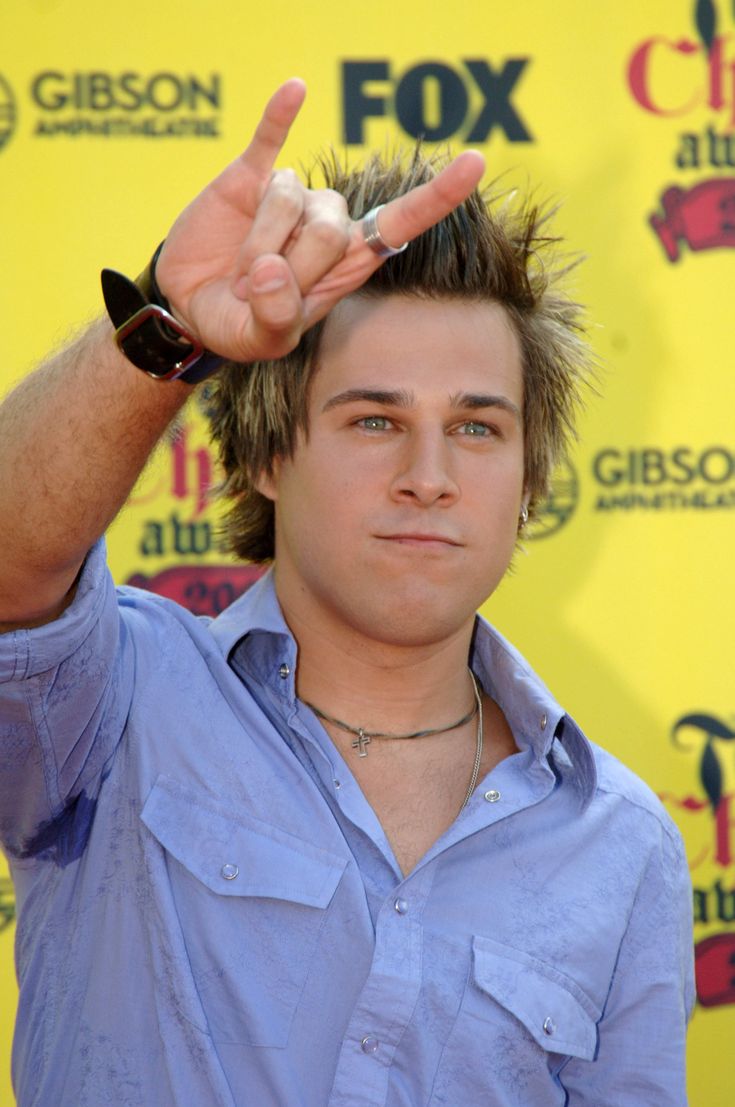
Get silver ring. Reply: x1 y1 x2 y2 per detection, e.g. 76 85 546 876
361 205 408 258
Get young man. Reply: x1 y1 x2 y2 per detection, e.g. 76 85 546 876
0 80 693 1106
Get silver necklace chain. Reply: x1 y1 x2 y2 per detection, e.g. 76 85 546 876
305 669 484 810
304 671 479 756
461 670 483 809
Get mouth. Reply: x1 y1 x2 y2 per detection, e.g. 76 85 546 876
376 533 463 550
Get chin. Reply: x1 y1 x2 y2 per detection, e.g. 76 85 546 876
345 595 478 651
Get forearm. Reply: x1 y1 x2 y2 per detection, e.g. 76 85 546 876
0 317 191 627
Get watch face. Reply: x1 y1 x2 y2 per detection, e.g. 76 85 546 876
117 304 203 379
102 266 203 379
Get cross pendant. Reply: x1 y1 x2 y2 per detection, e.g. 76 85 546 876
352 729 371 757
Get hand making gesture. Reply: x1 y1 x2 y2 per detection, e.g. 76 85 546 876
155 79 486 363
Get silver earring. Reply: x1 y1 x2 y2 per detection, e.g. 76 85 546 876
519 504 529 527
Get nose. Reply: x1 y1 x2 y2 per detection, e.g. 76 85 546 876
389 427 460 506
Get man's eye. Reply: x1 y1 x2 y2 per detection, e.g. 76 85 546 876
358 416 390 431
458 421 494 437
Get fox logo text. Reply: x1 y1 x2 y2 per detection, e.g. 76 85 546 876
341 59 532 145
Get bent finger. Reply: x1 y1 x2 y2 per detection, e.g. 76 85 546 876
285 189 352 292
235 169 307 278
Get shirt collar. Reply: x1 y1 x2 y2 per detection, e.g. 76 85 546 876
210 566 288 648
469 616 597 806
209 571 597 806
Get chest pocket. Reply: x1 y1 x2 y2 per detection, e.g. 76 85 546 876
430 937 599 1106
468 936 599 1059
141 775 347 1047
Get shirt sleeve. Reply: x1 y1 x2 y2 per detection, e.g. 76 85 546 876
560 818 695 1106
0 540 134 860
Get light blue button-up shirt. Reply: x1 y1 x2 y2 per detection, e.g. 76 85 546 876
0 542 694 1106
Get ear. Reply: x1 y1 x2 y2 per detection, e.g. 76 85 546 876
518 489 530 529
254 459 280 503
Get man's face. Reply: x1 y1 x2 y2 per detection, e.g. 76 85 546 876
258 294 526 651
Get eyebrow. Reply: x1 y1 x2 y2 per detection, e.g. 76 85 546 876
322 388 521 422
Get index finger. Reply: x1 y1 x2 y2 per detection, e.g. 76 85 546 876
372 150 486 249
239 78 307 178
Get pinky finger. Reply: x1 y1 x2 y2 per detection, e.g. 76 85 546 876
370 150 486 251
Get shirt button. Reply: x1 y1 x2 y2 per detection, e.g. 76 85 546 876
361 1036 380 1054
543 1016 555 1036
278 663 290 679
540 712 548 730
394 898 408 915
484 789 501 803
221 863 239 880
333 779 342 790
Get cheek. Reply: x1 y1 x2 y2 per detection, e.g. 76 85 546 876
276 463 359 548
300 448 380 510
467 454 524 509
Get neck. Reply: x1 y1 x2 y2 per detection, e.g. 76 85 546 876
279 593 478 735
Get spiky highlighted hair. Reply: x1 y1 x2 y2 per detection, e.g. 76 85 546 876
206 148 592 562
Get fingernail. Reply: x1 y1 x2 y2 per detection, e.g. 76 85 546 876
250 262 286 293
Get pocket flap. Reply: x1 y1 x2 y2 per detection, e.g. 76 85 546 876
471 936 599 1060
141 774 346 907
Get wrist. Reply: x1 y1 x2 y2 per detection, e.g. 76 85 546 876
101 243 223 384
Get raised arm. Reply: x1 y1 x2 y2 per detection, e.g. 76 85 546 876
0 79 484 629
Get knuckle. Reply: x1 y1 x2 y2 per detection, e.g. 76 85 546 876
268 170 304 215
279 192 304 221
271 167 299 188
321 188 349 213
310 189 350 225
306 216 350 253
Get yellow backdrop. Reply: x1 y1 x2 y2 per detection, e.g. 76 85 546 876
2 0 734 1102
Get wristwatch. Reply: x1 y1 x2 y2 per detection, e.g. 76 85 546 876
101 243 223 384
